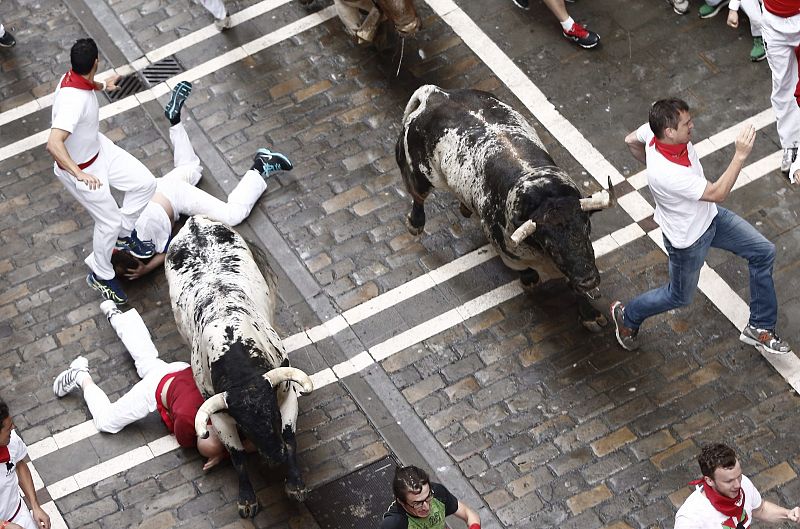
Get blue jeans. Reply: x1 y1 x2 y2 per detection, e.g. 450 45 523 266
624 207 778 330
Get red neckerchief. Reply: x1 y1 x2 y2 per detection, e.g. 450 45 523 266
794 46 800 107
0 446 9 463
650 136 691 167
689 478 747 527
60 69 96 91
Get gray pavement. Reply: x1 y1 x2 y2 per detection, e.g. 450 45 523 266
1 0 800 528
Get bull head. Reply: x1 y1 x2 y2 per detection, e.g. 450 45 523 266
578 176 616 212
194 367 314 439
375 0 420 37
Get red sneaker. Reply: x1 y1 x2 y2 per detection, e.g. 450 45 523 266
562 22 600 49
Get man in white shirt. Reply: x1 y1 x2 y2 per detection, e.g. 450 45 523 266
610 98 792 355
110 82 293 280
675 443 800 528
0 402 50 529
47 38 157 305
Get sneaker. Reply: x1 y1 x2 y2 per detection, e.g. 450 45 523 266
562 21 600 49
780 147 797 173
750 36 766 62
86 273 128 305
789 154 800 185
698 0 728 18
610 301 640 351
0 30 15 48
252 148 293 179
165 81 192 123
214 14 231 31
115 229 156 259
739 324 793 355
100 300 122 322
53 356 89 397
511 0 529 9
667 0 690 15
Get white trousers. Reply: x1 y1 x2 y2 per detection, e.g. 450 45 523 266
54 133 156 280
195 0 227 20
8 502 36 529
0 24 5 37
82 308 188 434
159 123 267 226
762 9 800 149
705 0 762 35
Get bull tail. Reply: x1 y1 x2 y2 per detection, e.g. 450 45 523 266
402 85 442 127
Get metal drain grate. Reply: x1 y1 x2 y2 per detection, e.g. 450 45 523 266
305 457 399 529
104 56 184 102
106 74 144 102
142 56 183 86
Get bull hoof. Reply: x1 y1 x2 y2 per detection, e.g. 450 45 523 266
580 313 608 333
237 500 260 519
519 269 540 292
459 203 473 218
286 484 309 503
405 214 424 236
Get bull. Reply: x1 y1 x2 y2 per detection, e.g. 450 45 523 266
164 215 313 518
396 85 615 331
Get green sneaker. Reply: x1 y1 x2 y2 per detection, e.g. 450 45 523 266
751 36 766 62
698 0 728 18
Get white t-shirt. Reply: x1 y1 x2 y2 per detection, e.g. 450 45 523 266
135 202 172 253
674 474 762 529
637 123 717 249
51 75 101 165
0 430 27 521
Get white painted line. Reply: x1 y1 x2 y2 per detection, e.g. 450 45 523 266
41 501 68 529
149 434 180 457
0 0 295 130
53 419 99 449
332 351 374 379
0 6 338 163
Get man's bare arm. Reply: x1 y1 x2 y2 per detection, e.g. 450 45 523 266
625 130 647 164
16 458 51 529
700 125 755 203
46 128 102 190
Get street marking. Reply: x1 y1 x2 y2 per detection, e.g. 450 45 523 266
0 5 338 163
0 0 296 129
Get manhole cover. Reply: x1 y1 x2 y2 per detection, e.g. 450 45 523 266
142 56 183 85
305 457 399 529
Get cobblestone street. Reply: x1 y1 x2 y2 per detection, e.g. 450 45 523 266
1 0 800 527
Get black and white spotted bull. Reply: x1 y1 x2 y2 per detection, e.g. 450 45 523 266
396 85 616 331
164 215 313 518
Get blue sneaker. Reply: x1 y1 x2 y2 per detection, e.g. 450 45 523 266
165 81 192 124
86 273 128 305
252 148 293 179
115 229 156 258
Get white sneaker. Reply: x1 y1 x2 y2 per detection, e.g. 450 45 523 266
100 300 121 322
215 14 231 31
668 0 690 14
789 155 800 186
780 147 797 173
53 357 89 397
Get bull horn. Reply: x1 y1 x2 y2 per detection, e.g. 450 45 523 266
194 392 228 439
579 176 617 212
510 220 537 246
263 367 314 395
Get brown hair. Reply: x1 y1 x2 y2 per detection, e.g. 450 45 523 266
393 466 430 501
649 98 690 139
698 443 737 478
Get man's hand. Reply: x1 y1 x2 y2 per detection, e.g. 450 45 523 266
733 124 756 161
727 10 739 28
123 260 149 280
203 454 226 471
32 505 51 529
104 74 122 91
787 506 800 522
75 170 102 190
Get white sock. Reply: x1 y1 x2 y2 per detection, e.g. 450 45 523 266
75 370 89 386
560 16 575 31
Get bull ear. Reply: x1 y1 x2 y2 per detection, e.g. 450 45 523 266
195 392 228 439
